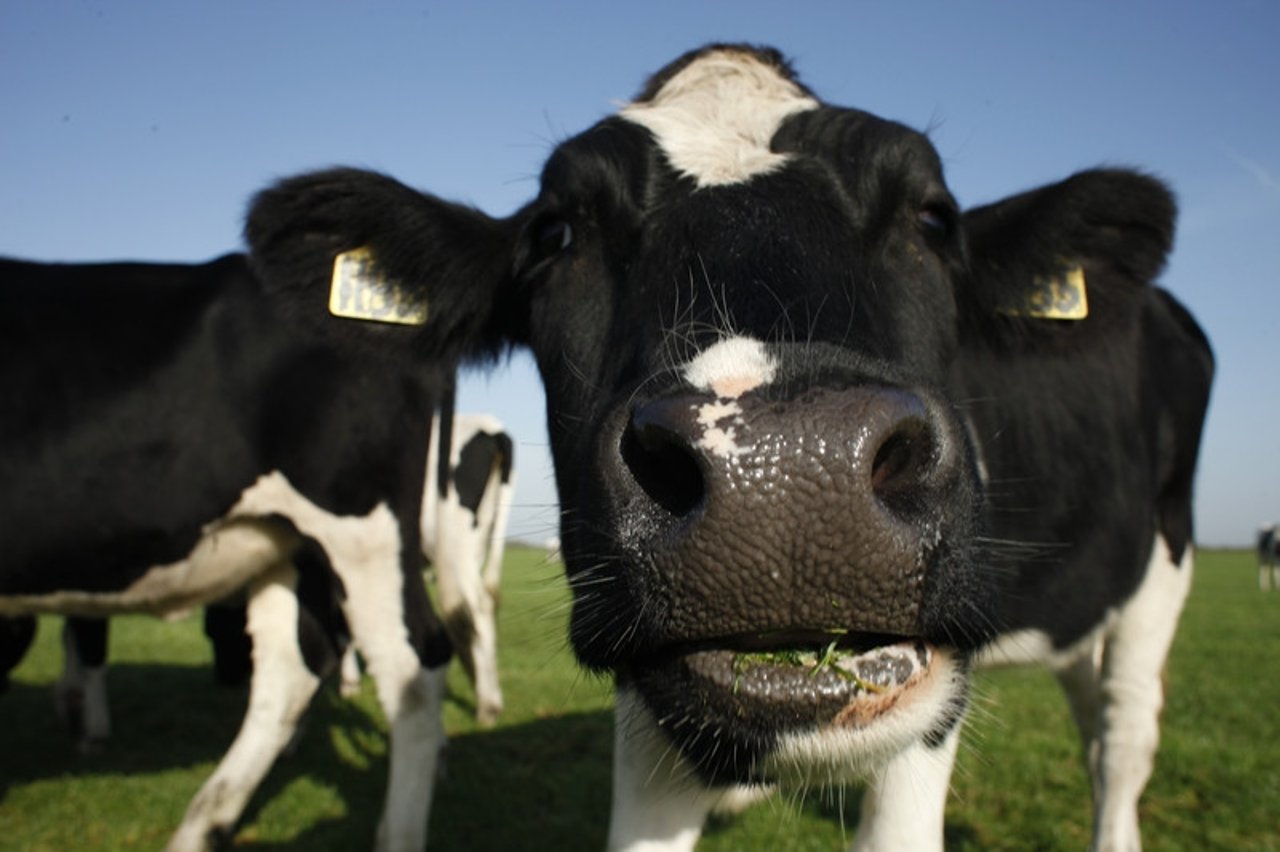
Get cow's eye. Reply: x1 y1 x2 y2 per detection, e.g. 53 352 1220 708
917 204 954 240
535 219 574 260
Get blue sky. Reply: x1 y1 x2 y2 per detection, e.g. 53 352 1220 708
3 2 1277 546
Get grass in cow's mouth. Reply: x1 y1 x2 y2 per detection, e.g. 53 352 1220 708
730 638 889 695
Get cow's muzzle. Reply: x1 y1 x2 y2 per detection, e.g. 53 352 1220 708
617 384 969 640
581 381 983 781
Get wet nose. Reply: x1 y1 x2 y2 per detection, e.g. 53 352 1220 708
616 384 968 638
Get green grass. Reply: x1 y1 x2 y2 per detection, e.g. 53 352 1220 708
1 548 1276 850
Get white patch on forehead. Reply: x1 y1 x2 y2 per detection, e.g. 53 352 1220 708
683 336 777 399
620 50 819 187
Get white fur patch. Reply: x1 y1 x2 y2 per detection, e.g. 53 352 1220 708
620 49 818 187
853 727 962 852
608 688 750 851
693 399 749 459
682 336 777 399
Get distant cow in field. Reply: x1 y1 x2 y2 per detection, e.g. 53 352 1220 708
244 44 1213 851
0 251 504 850
343 412 515 725
1259 525 1279 591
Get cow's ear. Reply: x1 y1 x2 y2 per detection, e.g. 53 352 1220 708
245 167 515 365
962 168 1176 319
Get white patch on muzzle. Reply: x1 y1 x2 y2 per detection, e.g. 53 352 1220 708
682 337 777 459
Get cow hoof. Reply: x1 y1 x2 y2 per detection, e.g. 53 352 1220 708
476 702 503 727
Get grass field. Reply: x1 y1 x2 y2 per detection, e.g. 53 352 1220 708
1 547 1276 850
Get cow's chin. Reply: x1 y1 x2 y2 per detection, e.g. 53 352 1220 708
623 639 967 786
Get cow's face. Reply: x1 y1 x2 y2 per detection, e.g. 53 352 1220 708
508 46 990 783
247 44 995 787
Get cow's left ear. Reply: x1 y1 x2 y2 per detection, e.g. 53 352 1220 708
962 168 1176 317
245 167 517 365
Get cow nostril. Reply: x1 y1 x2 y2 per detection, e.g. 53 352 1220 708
871 419 937 516
621 420 706 519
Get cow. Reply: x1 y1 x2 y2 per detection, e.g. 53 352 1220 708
242 44 1213 851
1259 525 1279 591
52 615 112 751
11 410 512 763
0 251 503 850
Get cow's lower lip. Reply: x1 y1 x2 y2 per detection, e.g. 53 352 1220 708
631 636 934 732
622 635 943 784
681 639 933 727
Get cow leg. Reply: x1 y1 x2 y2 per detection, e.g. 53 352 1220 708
466 584 503 726
338 645 364 697
1054 633 1106 793
204 601 253 687
168 563 320 852
607 687 726 852
433 527 504 725
346 626 444 852
1089 536 1193 852
331 543 444 851
850 723 961 852
0 615 37 694
446 580 503 726
55 616 111 753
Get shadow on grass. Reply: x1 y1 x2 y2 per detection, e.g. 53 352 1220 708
0 664 613 851
237 689 615 851
0 662 247 788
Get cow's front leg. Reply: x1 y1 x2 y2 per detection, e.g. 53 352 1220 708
608 687 726 852
851 723 961 852
433 529 504 725
168 563 320 852
1055 634 1106 798
55 616 111 753
336 549 445 851
338 644 363 698
465 585 503 726
1090 538 1193 852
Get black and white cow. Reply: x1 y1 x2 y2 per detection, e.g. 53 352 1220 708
429 413 515 725
1258 525 1279 591
26 410 515 754
243 45 1213 851
0 251 504 850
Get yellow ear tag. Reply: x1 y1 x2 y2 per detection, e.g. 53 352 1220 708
328 247 428 326
999 265 1088 320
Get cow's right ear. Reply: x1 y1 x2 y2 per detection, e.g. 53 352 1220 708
245 167 516 365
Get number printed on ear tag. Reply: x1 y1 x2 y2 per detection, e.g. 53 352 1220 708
999 265 1088 321
328 247 428 326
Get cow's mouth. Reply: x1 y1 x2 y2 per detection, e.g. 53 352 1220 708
692 636 931 720
624 631 942 783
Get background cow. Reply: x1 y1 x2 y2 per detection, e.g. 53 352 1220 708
1258 524 1279 590
0 252 503 850
14 413 512 773
244 44 1213 852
